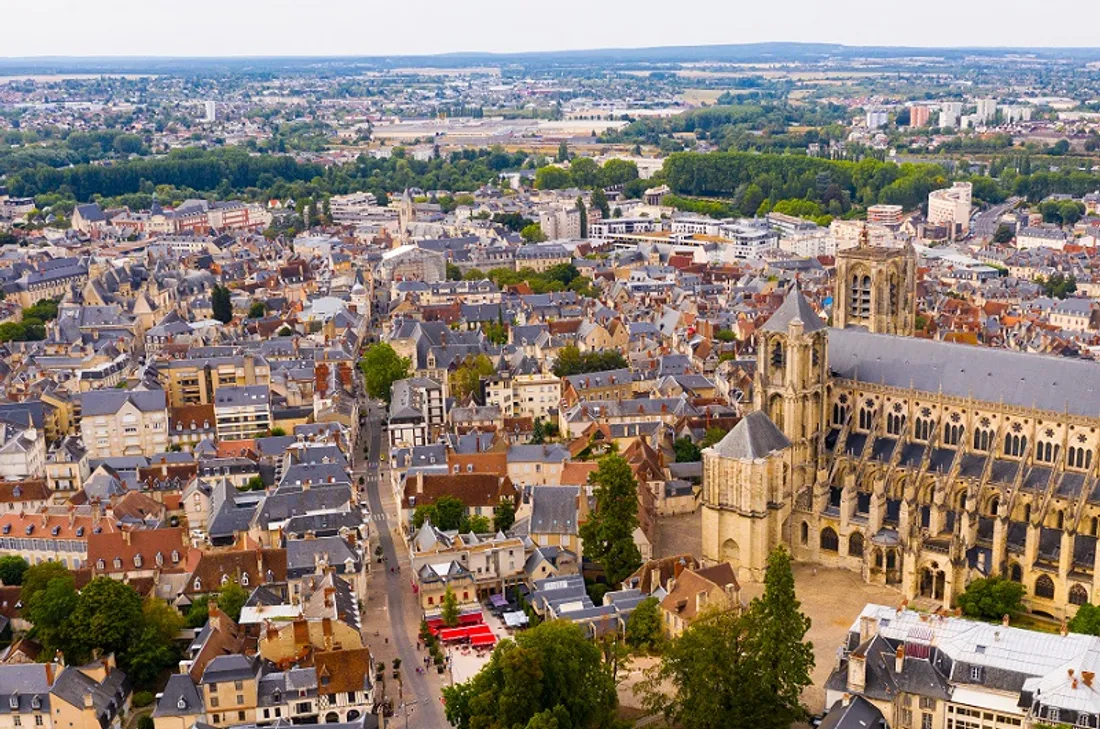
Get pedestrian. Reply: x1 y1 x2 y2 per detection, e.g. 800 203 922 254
416 641 421 651
813 567 818 577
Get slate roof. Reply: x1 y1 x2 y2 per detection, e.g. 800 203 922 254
761 285 826 333
530 486 579 535
709 411 790 460
828 327 1100 417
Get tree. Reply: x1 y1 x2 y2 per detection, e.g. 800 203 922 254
576 196 588 238
673 437 702 463
579 454 642 586
359 343 411 404
247 301 265 319
0 555 28 586
434 495 466 531
641 608 767 729
993 223 1014 243
23 571 78 658
441 586 461 628
551 344 628 377
211 285 233 324
447 262 463 281
66 577 144 664
243 475 265 491
185 595 211 629
556 140 570 163
217 580 249 623
626 597 663 652
520 223 548 243
1070 603 1100 635
569 157 600 188
22 561 70 603
442 620 619 729
493 500 516 532
535 166 572 190
123 597 184 688
449 353 496 401
590 187 610 218
460 514 492 533
747 547 814 729
957 576 1025 620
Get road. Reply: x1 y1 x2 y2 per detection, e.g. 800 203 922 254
357 400 445 729
971 196 1021 240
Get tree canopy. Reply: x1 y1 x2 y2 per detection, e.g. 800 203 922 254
957 576 1025 621
551 345 628 377
450 354 496 401
442 620 619 729
579 454 642 586
211 285 233 324
0 555 28 586
359 342 411 404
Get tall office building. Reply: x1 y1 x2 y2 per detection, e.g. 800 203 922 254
203 100 217 123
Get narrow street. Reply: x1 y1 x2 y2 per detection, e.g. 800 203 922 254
356 399 446 729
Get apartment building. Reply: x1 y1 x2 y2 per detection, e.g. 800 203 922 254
213 386 273 441
79 390 169 458
387 378 445 449
159 355 271 408
537 206 582 241
927 182 973 239
0 659 131 729
866 204 904 226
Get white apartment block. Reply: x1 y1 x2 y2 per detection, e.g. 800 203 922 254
927 182 973 239
538 205 582 240
79 390 170 458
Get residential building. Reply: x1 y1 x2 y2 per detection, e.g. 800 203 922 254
213 386 273 441
78 390 169 458
927 182 972 239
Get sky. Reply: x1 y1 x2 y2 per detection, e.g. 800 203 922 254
2 0 1094 58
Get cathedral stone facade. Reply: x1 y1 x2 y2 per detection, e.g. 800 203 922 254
703 239 1100 620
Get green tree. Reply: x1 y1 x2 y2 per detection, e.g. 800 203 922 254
641 608 767 729
442 620 619 729
556 140 570 163
123 597 184 688
701 427 729 449
247 301 266 319
217 579 249 623
434 495 466 531
447 262 463 280
535 166 572 190
66 577 144 664
579 454 642 586
957 576 1025 620
993 224 1014 243
673 437 702 463
569 157 600 188
21 561 71 603
0 555 28 586
577 196 588 238
358 342 411 404
626 597 663 652
211 285 233 324
460 514 492 533
185 595 211 629
747 547 814 729
450 353 496 401
493 500 516 532
520 223 548 243
590 187 611 218
243 475 265 491
441 586 461 628
1070 603 1100 635
23 571 78 657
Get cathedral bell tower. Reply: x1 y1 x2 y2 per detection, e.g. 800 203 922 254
753 284 829 478
834 225 918 335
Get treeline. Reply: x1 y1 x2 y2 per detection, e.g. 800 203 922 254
662 151 949 215
8 146 533 204
0 129 148 177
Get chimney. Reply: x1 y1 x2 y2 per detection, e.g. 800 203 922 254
1084 672 1095 688
416 472 424 495
859 615 879 643
1003 614 1011 627
45 663 55 686
895 645 905 673
841 693 851 708
122 529 131 546
847 651 866 692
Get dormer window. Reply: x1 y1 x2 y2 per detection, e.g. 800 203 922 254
194 578 202 591
240 573 250 587
134 554 143 568
221 575 230 586
172 550 180 563
113 558 122 570
9 697 17 709
30 696 40 710
155 553 164 567
96 559 106 570
177 698 188 711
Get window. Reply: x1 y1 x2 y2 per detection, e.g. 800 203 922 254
1071 584 1089 605
1035 575 1056 600
194 577 202 591
900 709 913 728
1050 708 1061 724
238 712 246 721
211 715 220 725
35 717 43 726
820 527 839 552
14 717 20 727
921 713 933 729
236 695 244 705
210 697 220 708
920 697 936 710
1079 714 1092 727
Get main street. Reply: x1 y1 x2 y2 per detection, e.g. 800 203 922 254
971 196 1021 239
355 398 446 729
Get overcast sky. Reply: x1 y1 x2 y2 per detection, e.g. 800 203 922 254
2 0 1093 57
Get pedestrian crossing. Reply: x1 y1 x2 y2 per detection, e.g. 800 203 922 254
365 513 390 523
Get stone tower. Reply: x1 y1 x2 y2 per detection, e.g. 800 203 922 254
701 411 792 580
834 226 918 335
753 285 829 479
